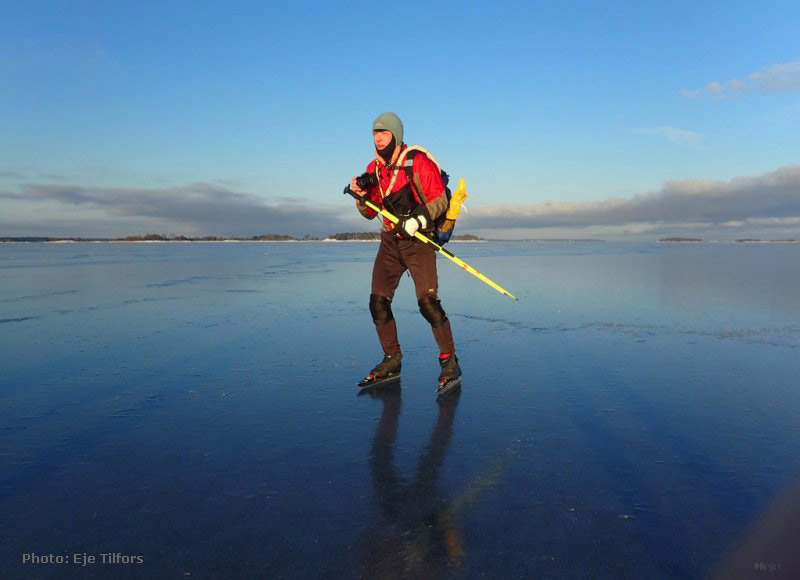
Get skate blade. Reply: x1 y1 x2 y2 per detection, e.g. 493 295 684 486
436 376 462 396
357 373 401 389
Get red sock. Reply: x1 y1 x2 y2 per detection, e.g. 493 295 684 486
439 352 453 360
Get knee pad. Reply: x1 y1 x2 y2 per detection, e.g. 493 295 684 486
418 295 448 328
369 294 394 326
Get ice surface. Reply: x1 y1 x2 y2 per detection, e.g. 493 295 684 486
1 241 799 578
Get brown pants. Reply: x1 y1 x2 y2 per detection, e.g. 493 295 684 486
371 232 455 355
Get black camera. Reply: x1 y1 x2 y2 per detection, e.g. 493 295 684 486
355 172 378 191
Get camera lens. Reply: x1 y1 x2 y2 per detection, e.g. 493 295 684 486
356 173 378 191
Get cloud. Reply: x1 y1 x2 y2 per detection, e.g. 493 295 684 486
461 164 800 233
0 182 363 237
4 166 800 240
682 60 800 99
634 126 704 147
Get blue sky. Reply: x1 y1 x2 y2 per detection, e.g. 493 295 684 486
2 0 799 239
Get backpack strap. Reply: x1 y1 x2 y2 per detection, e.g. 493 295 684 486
397 146 441 173
401 151 425 202
376 145 444 208
394 146 442 203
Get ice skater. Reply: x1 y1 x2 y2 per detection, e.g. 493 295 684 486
349 112 461 393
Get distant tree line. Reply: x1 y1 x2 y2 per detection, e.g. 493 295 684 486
326 232 485 241
450 233 484 241
658 237 797 243
327 232 382 240
0 236 108 242
115 233 297 241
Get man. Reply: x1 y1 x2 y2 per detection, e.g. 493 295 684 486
350 112 461 392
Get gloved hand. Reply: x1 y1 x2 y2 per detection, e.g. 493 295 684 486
349 177 365 197
396 214 428 238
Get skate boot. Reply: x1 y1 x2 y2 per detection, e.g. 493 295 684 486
437 354 462 395
358 352 402 388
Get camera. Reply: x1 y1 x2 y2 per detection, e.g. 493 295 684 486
355 172 378 191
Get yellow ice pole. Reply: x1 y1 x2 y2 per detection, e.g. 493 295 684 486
345 182 518 301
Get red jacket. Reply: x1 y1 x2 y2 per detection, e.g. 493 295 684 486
357 145 448 232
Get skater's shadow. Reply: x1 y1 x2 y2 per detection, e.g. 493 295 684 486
357 386 465 578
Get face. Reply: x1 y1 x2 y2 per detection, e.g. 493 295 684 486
373 130 394 151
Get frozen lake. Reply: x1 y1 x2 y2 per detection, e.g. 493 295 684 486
1 240 799 579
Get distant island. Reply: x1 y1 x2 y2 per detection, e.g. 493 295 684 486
114 234 298 242
734 238 796 243
504 238 605 243
657 237 797 243
325 232 483 241
0 234 296 243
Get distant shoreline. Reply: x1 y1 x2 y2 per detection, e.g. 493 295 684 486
0 238 491 244
658 237 796 244
0 233 487 243
1 237 796 244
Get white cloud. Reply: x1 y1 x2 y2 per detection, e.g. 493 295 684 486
634 126 704 147
459 164 800 235
682 59 800 99
0 182 363 238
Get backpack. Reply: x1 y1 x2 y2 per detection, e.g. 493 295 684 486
396 146 456 244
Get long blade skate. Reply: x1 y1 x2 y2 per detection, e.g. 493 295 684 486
357 372 401 389
436 376 462 396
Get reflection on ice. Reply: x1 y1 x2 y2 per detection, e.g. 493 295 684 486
358 387 510 579
359 386 463 577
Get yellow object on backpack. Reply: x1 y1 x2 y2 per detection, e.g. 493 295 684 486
445 178 468 220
